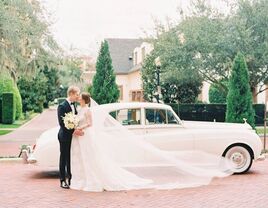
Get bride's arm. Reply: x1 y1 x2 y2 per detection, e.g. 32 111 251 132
79 110 92 130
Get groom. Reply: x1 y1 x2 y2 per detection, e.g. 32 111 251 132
57 86 80 189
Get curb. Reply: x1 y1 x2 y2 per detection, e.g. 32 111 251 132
0 158 23 163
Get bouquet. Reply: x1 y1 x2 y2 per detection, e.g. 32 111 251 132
62 112 79 130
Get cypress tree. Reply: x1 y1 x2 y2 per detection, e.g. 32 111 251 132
226 53 255 127
92 40 119 104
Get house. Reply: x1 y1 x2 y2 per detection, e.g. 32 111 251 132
106 38 153 102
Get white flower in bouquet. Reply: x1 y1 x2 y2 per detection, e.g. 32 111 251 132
62 112 79 130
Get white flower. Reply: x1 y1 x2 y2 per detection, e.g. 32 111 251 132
62 112 79 130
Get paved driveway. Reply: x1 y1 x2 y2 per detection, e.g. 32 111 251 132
0 160 268 208
0 109 58 157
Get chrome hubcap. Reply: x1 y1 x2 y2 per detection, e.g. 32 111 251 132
231 152 245 167
226 146 250 171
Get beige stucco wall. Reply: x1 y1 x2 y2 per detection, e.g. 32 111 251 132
133 42 154 65
116 70 142 102
116 75 129 102
197 81 210 103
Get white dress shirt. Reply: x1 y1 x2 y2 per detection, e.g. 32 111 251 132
66 98 75 114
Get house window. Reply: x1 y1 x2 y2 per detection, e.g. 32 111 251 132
118 85 123 100
130 90 144 102
141 47 146 62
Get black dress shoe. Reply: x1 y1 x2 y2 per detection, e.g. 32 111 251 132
60 180 70 189
67 178 71 186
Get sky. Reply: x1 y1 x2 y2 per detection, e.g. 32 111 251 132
40 0 227 57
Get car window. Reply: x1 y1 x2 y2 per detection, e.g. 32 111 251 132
145 109 167 125
110 108 141 125
167 110 180 124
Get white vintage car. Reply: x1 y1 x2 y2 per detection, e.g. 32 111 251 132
27 102 264 173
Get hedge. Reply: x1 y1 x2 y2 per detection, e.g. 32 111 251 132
0 73 22 119
2 93 15 124
168 103 265 126
0 98 2 123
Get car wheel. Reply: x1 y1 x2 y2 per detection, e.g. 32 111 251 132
224 145 253 174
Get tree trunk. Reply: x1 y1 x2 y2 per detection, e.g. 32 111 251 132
251 86 258 103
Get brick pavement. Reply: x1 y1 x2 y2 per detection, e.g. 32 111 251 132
0 160 268 208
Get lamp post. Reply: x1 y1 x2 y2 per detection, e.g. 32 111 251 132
155 57 162 103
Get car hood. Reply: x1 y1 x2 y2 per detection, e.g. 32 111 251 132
182 120 253 130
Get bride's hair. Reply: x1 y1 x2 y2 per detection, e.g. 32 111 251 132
81 92 91 106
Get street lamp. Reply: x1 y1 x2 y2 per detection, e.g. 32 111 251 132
154 57 162 103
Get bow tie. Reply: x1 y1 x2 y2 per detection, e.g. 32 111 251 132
71 102 75 105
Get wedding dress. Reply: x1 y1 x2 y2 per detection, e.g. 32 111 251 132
70 99 233 192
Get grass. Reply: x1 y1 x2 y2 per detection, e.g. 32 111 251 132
0 112 38 129
0 124 21 129
256 127 267 135
0 130 13 136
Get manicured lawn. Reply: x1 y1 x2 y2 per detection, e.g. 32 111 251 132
256 127 267 135
0 112 38 129
0 124 21 129
0 130 13 136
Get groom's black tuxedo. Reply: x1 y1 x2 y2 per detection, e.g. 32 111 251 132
57 99 77 182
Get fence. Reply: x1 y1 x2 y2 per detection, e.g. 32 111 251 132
168 103 266 126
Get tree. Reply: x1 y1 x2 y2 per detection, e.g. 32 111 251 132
209 81 228 103
226 53 255 127
142 30 203 103
174 0 268 99
0 0 61 78
58 57 83 89
18 73 47 113
41 66 60 108
91 40 119 104
141 53 158 102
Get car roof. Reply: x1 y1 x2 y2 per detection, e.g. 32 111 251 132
94 102 172 111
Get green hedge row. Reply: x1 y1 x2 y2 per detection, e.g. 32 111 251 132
0 73 22 119
2 93 15 124
0 98 2 123
168 103 266 126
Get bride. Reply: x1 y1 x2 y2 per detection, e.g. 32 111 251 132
70 92 233 192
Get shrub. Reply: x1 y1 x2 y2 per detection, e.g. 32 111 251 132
226 53 255 127
14 86 22 119
2 93 15 124
0 73 22 120
17 74 47 113
0 98 2 123
209 81 228 103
